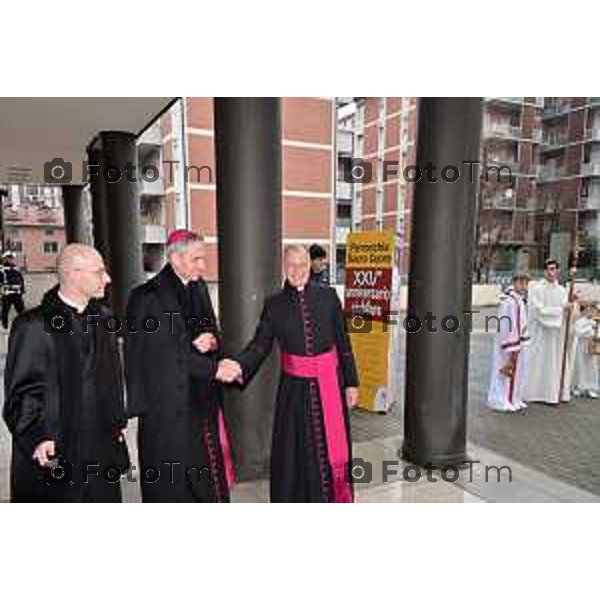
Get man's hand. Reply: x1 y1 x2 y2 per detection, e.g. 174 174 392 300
216 359 242 383
192 333 218 354
346 387 359 408
33 440 56 467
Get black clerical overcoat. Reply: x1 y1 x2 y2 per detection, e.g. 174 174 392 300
236 281 359 502
124 265 231 503
3 287 126 502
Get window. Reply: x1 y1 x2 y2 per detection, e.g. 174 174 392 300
337 202 352 220
8 240 22 253
44 228 55 236
43 241 59 254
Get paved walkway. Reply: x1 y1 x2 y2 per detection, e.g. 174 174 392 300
2 308 600 502
351 307 600 499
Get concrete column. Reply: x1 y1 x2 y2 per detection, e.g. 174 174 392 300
87 131 143 317
402 98 483 467
62 184 92 244
214 98 282 480
87 143 112 266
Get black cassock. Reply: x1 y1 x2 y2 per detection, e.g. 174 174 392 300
125 264 233 503
3 287 126 502
236 280 359 503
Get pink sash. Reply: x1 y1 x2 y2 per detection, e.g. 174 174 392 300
218 408 236 487
281 348 353 503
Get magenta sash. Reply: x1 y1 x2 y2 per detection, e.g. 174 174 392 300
218 408 236 487
281 348 353 503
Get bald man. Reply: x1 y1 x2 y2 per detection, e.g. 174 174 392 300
3 244 127 502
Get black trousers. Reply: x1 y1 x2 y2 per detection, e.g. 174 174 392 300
2 294 24 329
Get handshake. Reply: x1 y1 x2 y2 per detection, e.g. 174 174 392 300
215 359 243 384
190 332 242 383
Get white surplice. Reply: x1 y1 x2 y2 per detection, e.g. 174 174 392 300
487 287 530 412
523 279 569 404
570 315 600 394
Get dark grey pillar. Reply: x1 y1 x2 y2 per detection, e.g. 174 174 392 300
402 98 483 467
214 98 282 480
0 187 7 252
87 143 112 266
87 131 143 317
62 185 91 244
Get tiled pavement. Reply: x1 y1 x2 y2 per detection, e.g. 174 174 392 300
2 308 600 502
351 313 600 499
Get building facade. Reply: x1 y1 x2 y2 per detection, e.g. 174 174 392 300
139 97 336 283
535 97 600 278
342 97 419 280
1 184 65 272
477 97 543 281
4 98 598 285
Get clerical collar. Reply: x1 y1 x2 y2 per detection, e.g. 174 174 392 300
284 279 308 294
58 290 87 314
175 271 190 287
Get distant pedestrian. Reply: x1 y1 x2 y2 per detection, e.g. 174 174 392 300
1 251 25 329
309 244 329 287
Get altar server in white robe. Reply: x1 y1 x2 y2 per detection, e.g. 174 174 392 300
487 273 530 412
570 303 600 399
524 259 571 405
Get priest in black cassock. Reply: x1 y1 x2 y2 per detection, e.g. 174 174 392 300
3 244 126 502
218 245 359 503
124 230 234 503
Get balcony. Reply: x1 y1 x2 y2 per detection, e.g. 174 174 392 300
337 129 354 156
586 128 600 141
581 163 600 177
543 102 572 118
141 224 167 244
139 175 165 197
484 97 543 108
485 96 523 104
485 159 528 178
539 165 568 180
495 228 530 244
481 192 515 210
336 180 353 200
543 133 570 150
483 121 522 139
494 228 513 242
335 225 351 244
523 229 536 244
140 196 164 230
579 194 600 211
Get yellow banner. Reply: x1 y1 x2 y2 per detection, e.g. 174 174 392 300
344 231 395 412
